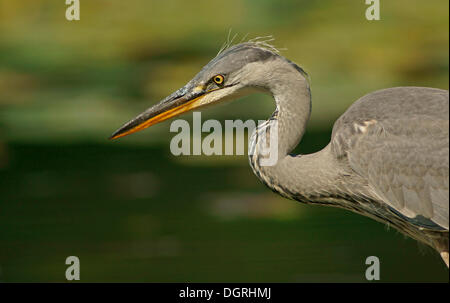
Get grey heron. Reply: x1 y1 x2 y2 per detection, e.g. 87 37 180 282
110 42 449 267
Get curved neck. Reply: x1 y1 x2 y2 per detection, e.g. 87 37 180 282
270 71 311 157
249 58 311 165
248 58 341 202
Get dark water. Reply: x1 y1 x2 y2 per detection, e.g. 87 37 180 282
0 130 448 282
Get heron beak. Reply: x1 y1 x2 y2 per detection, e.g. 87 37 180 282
109 85 213 140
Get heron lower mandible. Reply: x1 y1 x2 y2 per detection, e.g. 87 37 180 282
110 41 449 267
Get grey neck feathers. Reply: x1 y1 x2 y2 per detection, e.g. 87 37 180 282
249 57 311 165
248 57 341 202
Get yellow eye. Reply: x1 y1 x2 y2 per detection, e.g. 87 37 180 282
213 74 224 85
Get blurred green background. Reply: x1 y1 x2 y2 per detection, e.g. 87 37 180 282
0 0 448 282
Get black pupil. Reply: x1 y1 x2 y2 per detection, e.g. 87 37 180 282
215 77 221 83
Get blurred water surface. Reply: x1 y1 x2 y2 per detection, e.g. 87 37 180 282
0 134 448 282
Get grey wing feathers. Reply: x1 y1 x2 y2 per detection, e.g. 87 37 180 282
331 87 449 230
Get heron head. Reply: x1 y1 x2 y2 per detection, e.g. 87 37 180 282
110 42 279 140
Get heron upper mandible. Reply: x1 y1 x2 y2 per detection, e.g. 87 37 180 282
110 41 449 267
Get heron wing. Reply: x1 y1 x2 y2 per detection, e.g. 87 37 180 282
332 87 449 230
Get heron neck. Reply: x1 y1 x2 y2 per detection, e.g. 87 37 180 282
272 74 311 157
248 61 339 201
249 61 312 163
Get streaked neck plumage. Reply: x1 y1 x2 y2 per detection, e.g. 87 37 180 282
248 57 342 202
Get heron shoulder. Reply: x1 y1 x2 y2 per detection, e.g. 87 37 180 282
328 87 449 231
330 86 449 157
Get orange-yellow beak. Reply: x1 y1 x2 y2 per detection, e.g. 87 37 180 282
110 86 210 140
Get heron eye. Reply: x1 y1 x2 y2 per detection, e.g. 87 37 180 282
213 75 224 85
